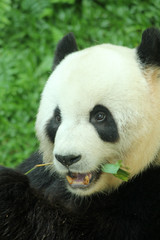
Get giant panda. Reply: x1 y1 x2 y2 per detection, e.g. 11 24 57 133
0 27 160 240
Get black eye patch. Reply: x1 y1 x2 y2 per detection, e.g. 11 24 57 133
89 105 119 142
45 107 62 143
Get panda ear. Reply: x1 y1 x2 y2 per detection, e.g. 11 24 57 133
53 33 78 69
137 28 160 66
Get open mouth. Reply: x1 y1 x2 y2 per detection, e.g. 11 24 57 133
66 170 101 189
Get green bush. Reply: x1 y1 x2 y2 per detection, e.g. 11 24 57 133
0 0 160 167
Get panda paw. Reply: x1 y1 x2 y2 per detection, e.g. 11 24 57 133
0 167 37 239
0 166 30 200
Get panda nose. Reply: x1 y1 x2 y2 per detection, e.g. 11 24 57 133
55 154 81 167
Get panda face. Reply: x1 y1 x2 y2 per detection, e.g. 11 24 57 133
36 29 160 196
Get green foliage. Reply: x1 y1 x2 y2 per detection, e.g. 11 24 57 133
0 0 11 30
0 0 160 167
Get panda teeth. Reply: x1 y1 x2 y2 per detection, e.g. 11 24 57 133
66 175 74 185
83 175 90 185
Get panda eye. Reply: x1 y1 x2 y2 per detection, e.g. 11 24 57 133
46 107 62 143
89 105 119 142
55 113 61 124
95 111 106 122
54 107 62 124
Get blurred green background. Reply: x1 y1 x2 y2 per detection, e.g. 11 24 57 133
0 0 160 167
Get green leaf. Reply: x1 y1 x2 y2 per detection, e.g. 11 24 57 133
102 161 130 182
114 169 130 182
102 162 121 174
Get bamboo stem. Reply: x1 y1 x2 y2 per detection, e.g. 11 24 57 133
25 163 52 175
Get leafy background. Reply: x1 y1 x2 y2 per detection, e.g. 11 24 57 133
0 0 160 167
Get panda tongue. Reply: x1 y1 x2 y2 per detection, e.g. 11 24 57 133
66 172 91 186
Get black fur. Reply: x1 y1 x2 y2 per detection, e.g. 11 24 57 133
90 105 119 142
53 33 78 69
137 28 160 66
1 153 160 239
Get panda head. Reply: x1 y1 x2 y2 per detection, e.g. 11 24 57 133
36 28 160 196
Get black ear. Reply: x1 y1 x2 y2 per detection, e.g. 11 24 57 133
53 33 78 69
137 28 160 66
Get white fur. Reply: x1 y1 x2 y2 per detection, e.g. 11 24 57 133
36 43 160 196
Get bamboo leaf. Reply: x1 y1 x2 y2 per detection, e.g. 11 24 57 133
114 168 130 182
102 162 121 174
102 161 130 181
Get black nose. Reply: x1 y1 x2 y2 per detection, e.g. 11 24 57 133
55 154 81 167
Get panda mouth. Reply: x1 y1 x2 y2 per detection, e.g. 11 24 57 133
66 171 100 189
